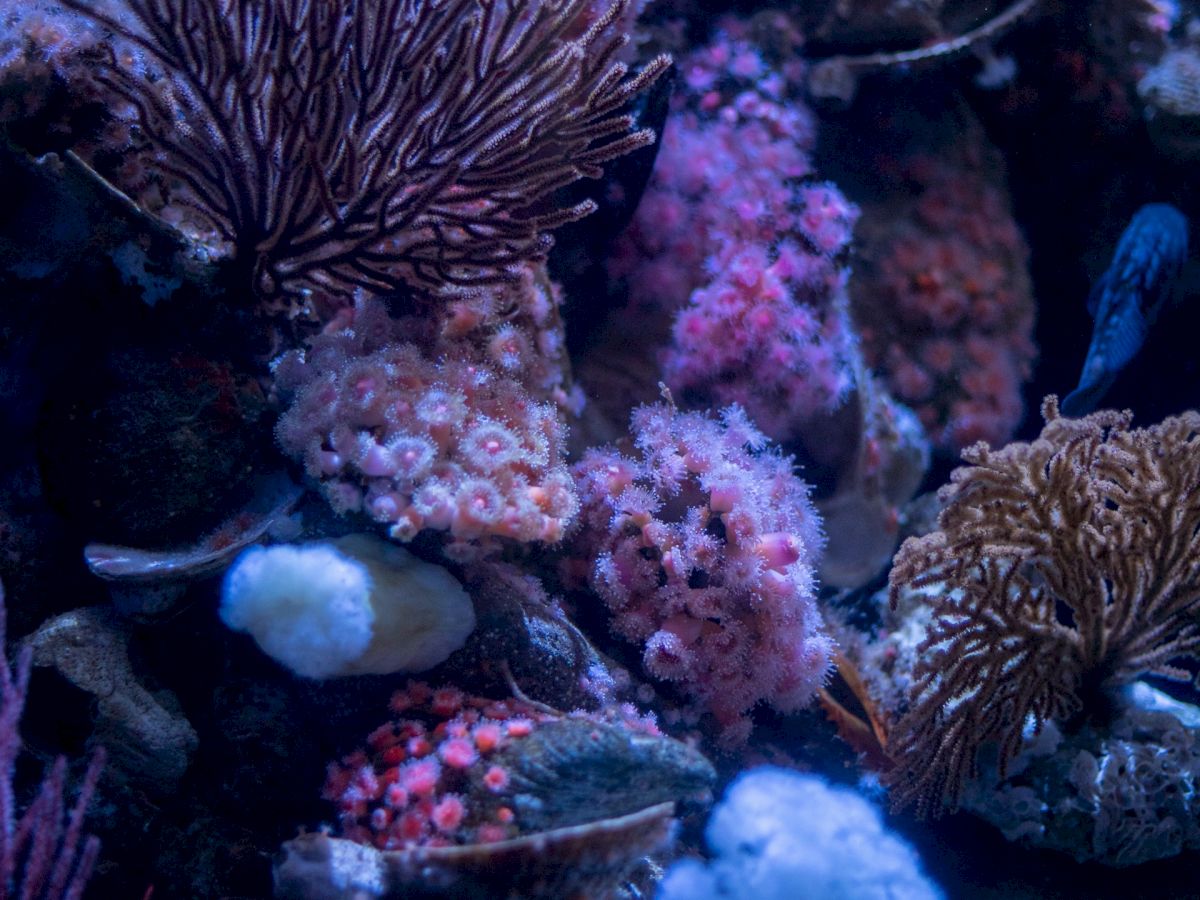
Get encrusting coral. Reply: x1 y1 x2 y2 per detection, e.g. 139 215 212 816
321 680 711 850
273 298 579 561
958 682 1200 866
274 677 714 898
885 396 1200 817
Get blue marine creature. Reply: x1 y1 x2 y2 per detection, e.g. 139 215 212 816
1062 203 1189 416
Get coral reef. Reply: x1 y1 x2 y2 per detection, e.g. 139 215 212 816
814 364 930 589
302 679 713 896
37 345 275 546
27 607 196 795
432 261 584 415
83 473 303 619
451 561 621 711
803 0 1044 104
275 802 675 900
5 0 1200 894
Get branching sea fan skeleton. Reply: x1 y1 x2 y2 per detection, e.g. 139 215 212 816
56 0 669 304
887 396 1200 816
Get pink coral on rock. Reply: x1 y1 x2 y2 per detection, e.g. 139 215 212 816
274 299 578 561
609 21 859 444
571 402 832 745
434 261 583 416
844 105 1036 453
323 681 676 851
323 681 559 850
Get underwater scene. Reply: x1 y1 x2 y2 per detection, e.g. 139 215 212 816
0 0 1199 897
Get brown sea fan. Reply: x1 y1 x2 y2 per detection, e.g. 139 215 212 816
886 396 1200 816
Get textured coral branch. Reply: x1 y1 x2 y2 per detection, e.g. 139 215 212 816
57 0 669 304
887 397 1200 816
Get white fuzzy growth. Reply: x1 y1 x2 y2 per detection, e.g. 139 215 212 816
659 767 942 900
221 543 375 679
220 535 475 679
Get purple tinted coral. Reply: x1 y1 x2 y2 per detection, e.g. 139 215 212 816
47 0 670 307
610 21 859 443
572 403 831 744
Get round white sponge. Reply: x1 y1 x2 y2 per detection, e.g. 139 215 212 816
220 535 474 679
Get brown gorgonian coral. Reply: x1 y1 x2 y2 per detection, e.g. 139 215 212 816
52 0 669 305
886 396 1200 816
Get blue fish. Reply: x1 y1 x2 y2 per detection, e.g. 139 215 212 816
1061 203 1189 417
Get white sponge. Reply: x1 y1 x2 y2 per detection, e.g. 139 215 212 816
220 534 474 679
659 767 942 900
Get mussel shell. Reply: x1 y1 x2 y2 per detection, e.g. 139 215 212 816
274 802 675 900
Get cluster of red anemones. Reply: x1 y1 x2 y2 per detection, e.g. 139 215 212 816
852 153 1036 453
323 682 556 850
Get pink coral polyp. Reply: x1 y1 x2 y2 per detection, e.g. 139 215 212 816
611 27 859 443
275 300 578 558
572 404 832 744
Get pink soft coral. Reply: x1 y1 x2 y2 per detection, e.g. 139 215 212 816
571 402 832 745
274 299 578 561
609 22 859 443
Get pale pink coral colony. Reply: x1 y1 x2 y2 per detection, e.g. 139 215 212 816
274 301 579 563
573 404 832 745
